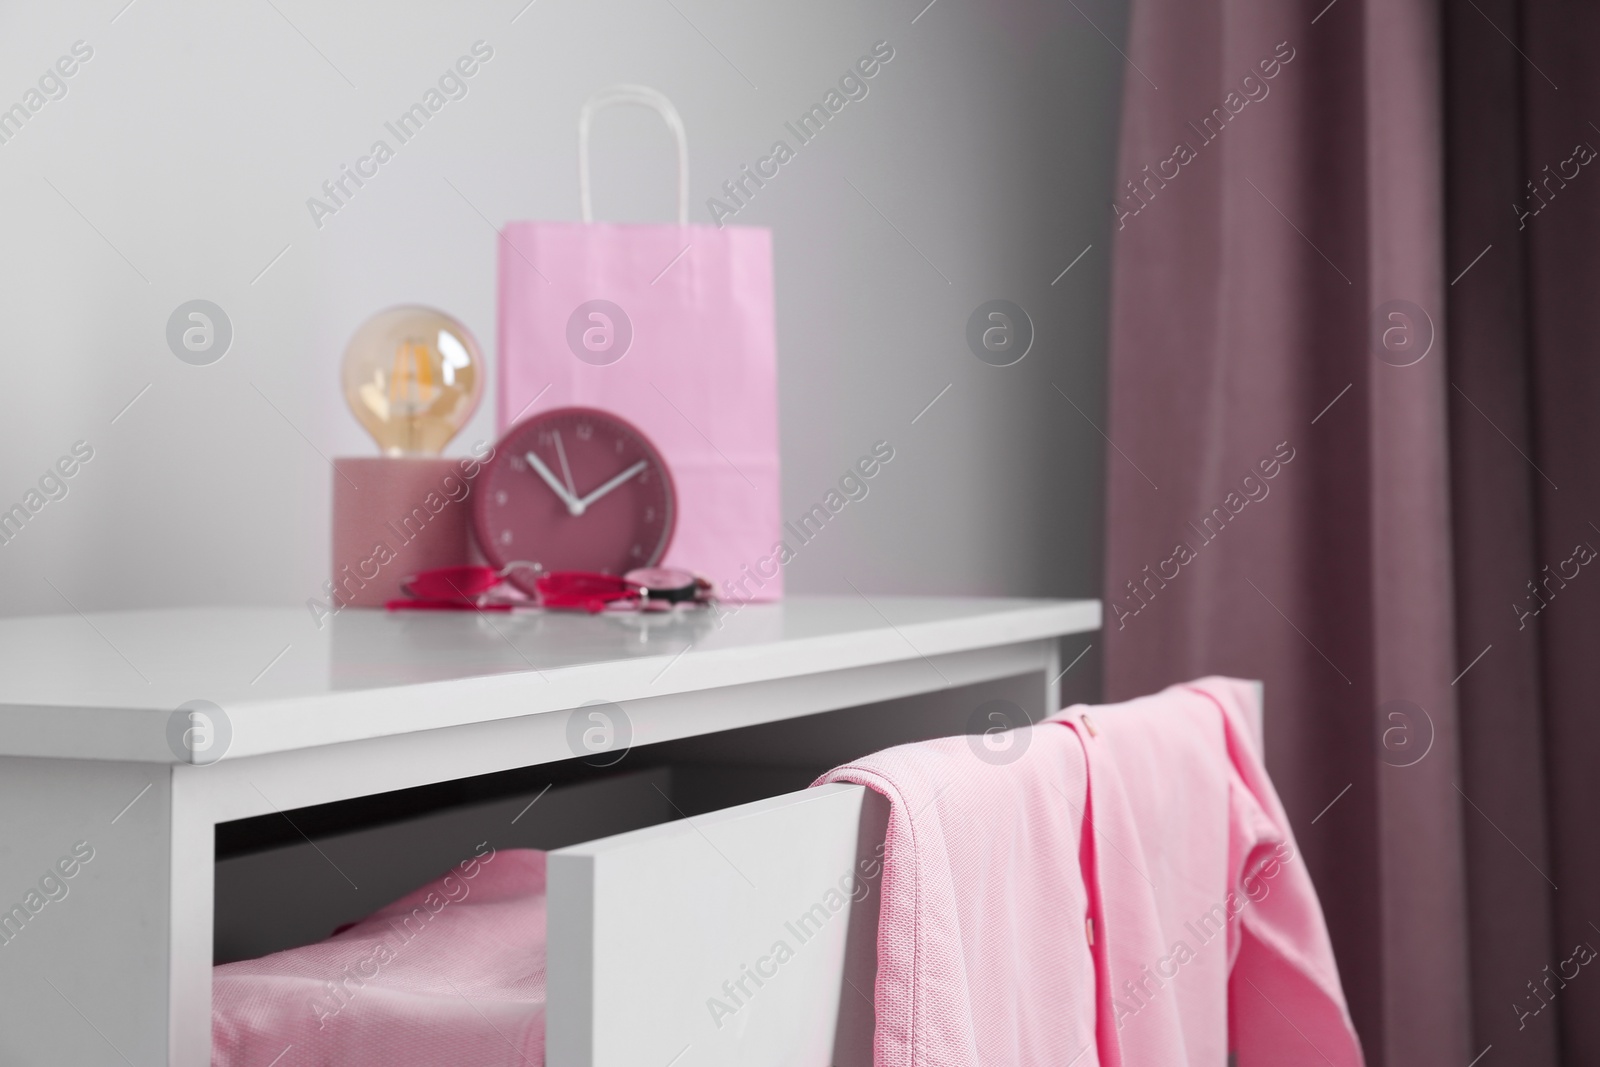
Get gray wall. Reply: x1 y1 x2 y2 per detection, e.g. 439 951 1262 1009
0 0 1123 616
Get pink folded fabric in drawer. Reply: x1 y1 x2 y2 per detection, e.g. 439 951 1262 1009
212 847 546 1067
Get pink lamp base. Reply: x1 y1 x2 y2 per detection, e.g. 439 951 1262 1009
330 457 485 608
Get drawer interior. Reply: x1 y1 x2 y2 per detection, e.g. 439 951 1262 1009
213 670 1043 963
215 759 820 965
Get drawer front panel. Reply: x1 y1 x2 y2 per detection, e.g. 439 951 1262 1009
548 782 886 1067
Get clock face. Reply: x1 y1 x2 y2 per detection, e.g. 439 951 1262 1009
474 408 676 595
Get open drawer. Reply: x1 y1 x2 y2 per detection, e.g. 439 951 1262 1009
548 783 888 1067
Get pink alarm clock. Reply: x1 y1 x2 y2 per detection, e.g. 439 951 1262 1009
473 408 676 596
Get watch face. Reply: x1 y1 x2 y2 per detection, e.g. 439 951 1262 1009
474 408 676 595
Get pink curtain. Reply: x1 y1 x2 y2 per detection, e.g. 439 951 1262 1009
1103 0 1600 1062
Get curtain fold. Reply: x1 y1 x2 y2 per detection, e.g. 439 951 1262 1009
1105 0 1600 1062
1443 0 1558 1062
1513 2 1600 1060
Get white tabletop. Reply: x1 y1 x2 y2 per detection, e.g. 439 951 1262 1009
0 596 1099 762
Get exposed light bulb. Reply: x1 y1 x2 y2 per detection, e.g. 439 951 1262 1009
341 306 484 456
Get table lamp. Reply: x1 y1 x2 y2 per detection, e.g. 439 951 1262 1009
330 306 486 609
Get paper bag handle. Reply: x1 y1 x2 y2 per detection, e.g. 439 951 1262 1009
578 85 690 225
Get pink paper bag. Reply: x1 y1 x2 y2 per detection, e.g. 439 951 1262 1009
498 86 781 601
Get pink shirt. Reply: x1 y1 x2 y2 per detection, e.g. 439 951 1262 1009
819 722 1102 1065
820 676 1363 1066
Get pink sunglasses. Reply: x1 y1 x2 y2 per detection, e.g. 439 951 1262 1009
388 564 711 614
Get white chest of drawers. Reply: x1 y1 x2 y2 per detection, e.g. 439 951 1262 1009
0 595 1098 1065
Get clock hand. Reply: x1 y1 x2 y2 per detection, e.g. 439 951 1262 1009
553 430 578 500
576 460 649 511
523 451 581 515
